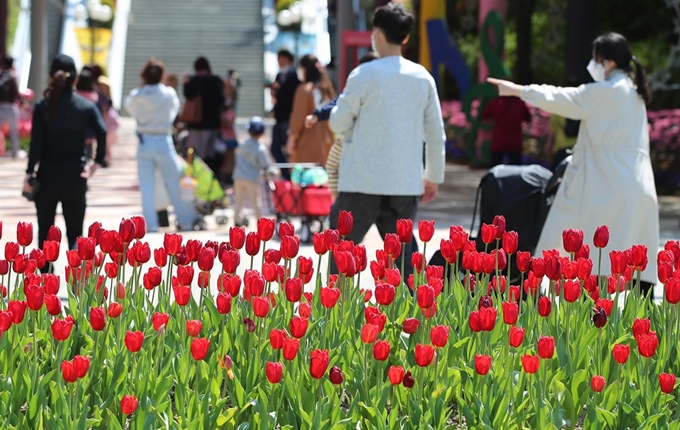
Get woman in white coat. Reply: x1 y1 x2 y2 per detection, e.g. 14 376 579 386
489 32 659 297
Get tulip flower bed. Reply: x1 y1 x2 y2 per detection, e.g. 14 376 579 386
1 214 680 428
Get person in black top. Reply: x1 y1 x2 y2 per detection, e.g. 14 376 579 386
183 56 225 175
270 49 300 178
0 56 21 158
23 54 107 259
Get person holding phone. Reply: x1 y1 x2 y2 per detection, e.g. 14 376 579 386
24 54 107 261
488 32 659 297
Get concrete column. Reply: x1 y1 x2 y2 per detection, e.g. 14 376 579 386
28 0 48 98
0 0 7 58
335 0 353 89
566 0 597 85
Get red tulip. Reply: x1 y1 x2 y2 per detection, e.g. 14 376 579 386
337 210 353 237
151 312 169 331
50 317 74 341
593 225 609 248
480 224 496 245
298 302 312 319
44 294 62 316
562 279 580 303
630 245 648 271
396 219 413 243
257 218 275 241
353 245 367 272
521 354 540 374
0 260 8 276
120 395 138 415
538 296 552 317
415 344 435 367
323 229 340 252
253 296 270 318
329 366 343 385
186 320 202 337
105 302 122 319
509 326 525 348
0 311 10 332
124 331 144 353
129 216 145 240
270 329 286 350
502 301 519 325
502 231 519 255
591 375 606 392
4 241 19 261
514 251 531 273
228 226 245 250
25 284 44 311
42 241 59 263
266 361 283 383
475 354 492 375
610 250 629 275
285 278 302 303
596 298 614 316
361 323 379 344
418 220 435 243
190 338 210 361
173 285 191 306
430 325 450 348
45 225 61 242
478 307 497 331
373 340 391 361
537 336 555 359
660 373 676 394
281 235 300 260
163 233 182 256
62 360 77 383
320 287 340 309
612 344 630 364
374 283 396 306
313 232 327 255
72 355 89 379
417 284 435 309
8 300 26 324
216 292 232 314
402 318 420 334
562 229 584 253
118 219 136 243
449 225 469 250
289 316 308 338
492 215 506 239
283 337 300 360
388 366 405 385
277 221 294 238
309 349 330 379
383 233 401 259
197 247 215 272
89 307 106 331
16 222 33 247
469 311 482 333
632 318 651 339
637 332 659 357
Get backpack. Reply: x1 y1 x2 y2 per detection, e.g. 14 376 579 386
0 71 15 103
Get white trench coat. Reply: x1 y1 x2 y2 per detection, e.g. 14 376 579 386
520 70 659 284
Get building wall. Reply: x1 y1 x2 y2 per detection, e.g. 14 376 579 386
122 0 264 117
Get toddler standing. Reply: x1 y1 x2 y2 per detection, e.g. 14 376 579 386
233 117 270 226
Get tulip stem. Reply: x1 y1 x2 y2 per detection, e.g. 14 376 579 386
32 313 38 396
364 345 369 401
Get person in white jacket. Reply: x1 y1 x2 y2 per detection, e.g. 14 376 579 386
125 58 200 232
489 32 659 297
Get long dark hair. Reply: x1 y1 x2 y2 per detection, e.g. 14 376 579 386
43 71 74 119
592 32 651 105
299 54 321 83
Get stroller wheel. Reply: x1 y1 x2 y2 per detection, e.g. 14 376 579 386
216 215 229 226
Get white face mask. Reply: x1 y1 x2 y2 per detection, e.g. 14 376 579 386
371 34 378 53
297 68 305 82
587 60 606 82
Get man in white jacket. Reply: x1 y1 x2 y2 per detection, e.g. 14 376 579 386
329 3 446 277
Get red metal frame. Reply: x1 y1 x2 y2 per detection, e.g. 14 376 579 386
339 30 373 90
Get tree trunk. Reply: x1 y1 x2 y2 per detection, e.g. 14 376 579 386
0 0 6 58
513 0 536 84
566 0 598 85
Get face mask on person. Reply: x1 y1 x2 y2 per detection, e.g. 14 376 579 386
371 34 378 53
297 68 305 82
587 60 606 82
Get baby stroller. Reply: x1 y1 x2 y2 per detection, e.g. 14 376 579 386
182 149 230 226
429 157 571 284
264 163 333 243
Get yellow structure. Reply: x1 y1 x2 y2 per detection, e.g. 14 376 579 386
418 0 446 71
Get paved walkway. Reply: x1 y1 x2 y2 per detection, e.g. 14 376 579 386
0 118 678 298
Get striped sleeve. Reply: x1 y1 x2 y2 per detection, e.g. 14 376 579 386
325 140 343 195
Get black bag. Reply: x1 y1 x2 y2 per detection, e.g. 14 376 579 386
564 119 581 138
0 71 15 103
429 160 571 284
